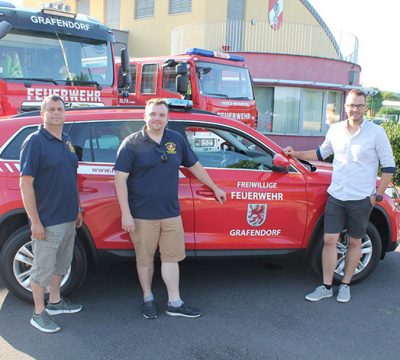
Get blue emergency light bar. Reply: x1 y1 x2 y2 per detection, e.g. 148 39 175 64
164 98 193 109
186 48 244 62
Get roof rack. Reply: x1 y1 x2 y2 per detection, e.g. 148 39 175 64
11 104 217 119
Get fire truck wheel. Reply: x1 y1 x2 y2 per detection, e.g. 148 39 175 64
0 225 87 303
310 221 382 284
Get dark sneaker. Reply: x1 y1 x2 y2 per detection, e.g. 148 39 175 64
30 310 61 333
46 298 82 315
142 300 158 319
165 303 201 318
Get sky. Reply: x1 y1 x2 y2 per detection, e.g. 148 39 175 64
307 0 399 93
6 0 399 93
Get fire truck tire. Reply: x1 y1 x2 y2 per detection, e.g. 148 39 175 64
310 221 382 284
0 225 87 303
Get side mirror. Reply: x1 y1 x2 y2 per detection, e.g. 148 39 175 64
119 47 131 90
272 153 290 173
176 62 189 95
176 75 188 95
0 21 11 40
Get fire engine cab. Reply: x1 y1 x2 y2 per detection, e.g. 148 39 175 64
118 48 258 128
0 1 130 116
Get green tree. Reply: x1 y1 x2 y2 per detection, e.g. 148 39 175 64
382 91 400 101
382 121 400 185
367 88 382 117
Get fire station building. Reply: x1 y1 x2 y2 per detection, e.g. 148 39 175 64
24 0 362 148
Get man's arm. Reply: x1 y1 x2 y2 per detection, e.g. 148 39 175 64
20 175 45 240
283 146 319 161
114 170 135 232
371 172 394 206
187 162 226 204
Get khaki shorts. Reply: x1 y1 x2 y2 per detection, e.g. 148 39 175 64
130 216 185 266
30 221 76 288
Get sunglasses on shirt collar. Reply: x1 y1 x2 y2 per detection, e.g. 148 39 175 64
156 147 168 163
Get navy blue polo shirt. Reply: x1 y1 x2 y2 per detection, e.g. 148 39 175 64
114 127 198 220
20 127 79 227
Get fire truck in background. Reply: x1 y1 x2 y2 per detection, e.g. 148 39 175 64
0 1 130 116
118 48 257 128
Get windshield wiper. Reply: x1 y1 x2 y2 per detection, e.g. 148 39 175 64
230 96 250 100
65 79 102 89
204 92 228 98
2 77 60 85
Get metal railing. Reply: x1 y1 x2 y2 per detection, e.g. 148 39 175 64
171 21 358 64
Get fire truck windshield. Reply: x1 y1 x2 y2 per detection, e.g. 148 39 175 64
196 61 253 101
0 31 113 86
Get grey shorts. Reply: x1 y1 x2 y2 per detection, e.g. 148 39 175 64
324 195 373 239
30 222 76 288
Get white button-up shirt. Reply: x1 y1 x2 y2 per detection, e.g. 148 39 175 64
318 119 395 201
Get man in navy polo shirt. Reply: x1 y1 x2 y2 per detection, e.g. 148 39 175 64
114 98 226 319
20 95 83 333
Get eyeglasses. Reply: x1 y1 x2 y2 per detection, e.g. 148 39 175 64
156 147 168 163
346 104 366 110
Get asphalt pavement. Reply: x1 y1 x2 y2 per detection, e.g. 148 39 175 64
1 251 399 360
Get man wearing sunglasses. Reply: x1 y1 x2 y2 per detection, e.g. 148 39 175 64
114 98 226 319
283 89 395 303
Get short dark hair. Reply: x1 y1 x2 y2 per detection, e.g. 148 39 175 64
145 98 168 110
347 89 366 102
41 95 65 112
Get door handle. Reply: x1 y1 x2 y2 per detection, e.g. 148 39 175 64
196 189 215 197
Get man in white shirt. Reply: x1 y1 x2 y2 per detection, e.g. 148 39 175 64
283 89 396 303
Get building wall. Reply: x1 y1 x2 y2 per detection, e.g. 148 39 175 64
22 0 337 57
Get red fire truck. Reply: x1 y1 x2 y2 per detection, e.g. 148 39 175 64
0 2 130 116
118 48 258 128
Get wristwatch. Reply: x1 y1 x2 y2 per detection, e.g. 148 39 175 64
374 193 383 202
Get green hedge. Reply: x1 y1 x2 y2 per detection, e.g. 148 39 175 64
382 121 400 185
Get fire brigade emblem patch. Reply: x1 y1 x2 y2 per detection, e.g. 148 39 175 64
247 204 267 227
66 141 75 153
165 142 177 154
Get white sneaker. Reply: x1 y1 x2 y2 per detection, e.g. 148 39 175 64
337 284 351 303
305 285 333 302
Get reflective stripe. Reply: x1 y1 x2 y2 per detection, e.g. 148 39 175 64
76 165 187 178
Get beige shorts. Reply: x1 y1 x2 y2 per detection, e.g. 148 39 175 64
130 216 185 266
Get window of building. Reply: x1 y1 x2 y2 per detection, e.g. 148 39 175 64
77 0 90 14
105 0 121 29
135 0 155 19
254 87 274 133
255 86 343 136
273 87 301 134
326 91 343 126
141 64 157 94
169 0 192 14
301 90 324 133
